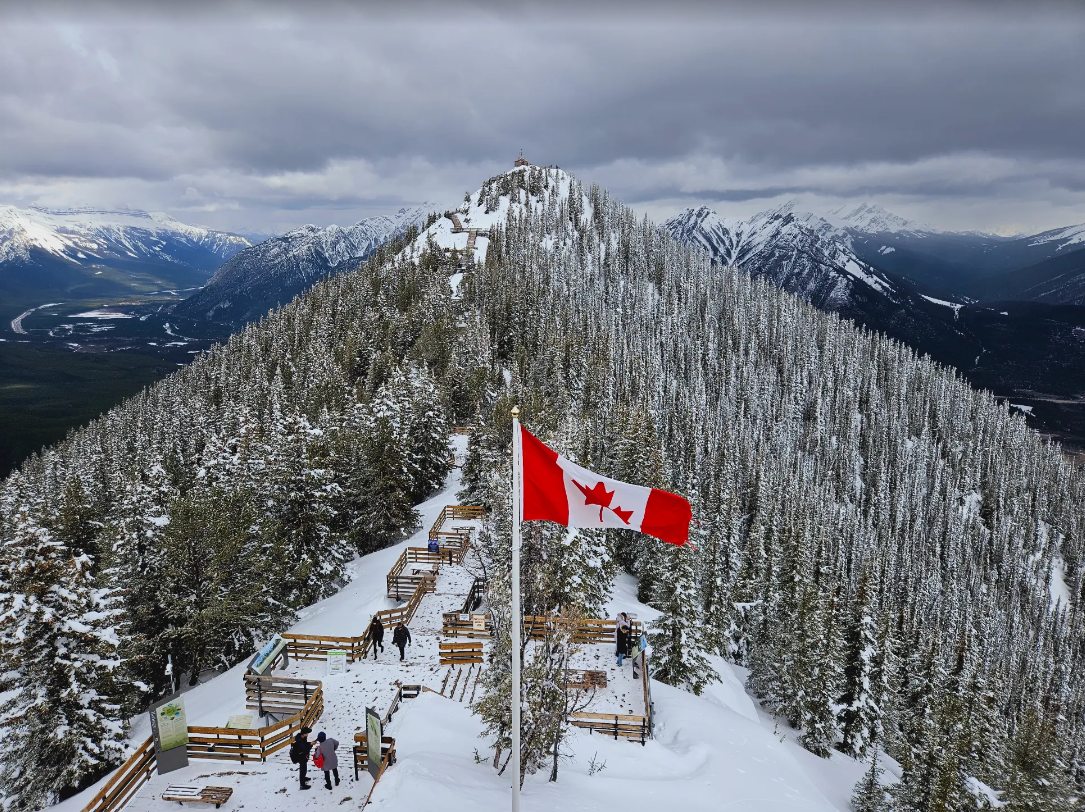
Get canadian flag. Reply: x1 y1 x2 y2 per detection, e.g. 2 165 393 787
517 424 692 545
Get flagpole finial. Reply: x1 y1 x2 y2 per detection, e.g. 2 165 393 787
511 405 520 419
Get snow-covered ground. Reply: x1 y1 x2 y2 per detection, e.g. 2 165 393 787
55 433 871 812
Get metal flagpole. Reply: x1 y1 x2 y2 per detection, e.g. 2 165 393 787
510 405 522 812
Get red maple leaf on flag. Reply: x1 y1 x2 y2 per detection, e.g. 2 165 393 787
572 479 633 524
572 479 613 521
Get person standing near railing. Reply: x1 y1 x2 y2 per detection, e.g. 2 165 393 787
289 726 313 790
615 612 632 666
314 731 340 790
369 616 384 660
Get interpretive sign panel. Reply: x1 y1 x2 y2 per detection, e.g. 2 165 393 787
327 650 348 675
366 707 382 779
149 694 189 774
248 636 289 676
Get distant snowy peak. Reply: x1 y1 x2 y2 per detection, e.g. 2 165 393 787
664 203 896 308
1028 222 1085 252
0 203 250 267
824 202 936 235
275 204 434 268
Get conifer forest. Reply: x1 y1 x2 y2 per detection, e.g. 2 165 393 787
3 166 1085 811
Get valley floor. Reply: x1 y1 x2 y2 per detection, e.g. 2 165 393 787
55 436 878 812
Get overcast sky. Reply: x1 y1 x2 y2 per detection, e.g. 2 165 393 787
2 2 1084 236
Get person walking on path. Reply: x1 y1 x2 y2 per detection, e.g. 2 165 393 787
369 616 385 660
615 612 632 666
392 622 412 661
315 731 340 790
290 726 313 790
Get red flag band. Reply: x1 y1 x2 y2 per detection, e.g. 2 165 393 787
518 425 692 545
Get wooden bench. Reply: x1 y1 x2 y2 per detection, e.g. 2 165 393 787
161 785 234 808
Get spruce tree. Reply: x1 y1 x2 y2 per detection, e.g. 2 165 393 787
648 542 716 695
851 751 889 812
839 575 882 758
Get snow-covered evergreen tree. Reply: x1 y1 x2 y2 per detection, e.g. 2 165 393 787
839 575 882 758
0 509 125 810
851 751 890 812
648 542 716 695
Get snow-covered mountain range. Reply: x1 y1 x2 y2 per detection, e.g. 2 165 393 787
666 200 1085 303
0 204 253 301
174 205 434 327
664 203 896 312
0 205 250 269
823 201 938 236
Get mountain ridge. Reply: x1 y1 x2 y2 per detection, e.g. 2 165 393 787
172 204 434 328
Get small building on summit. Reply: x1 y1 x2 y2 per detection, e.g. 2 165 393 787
514 152 530 167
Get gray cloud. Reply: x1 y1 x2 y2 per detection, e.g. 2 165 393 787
0 4 1083 234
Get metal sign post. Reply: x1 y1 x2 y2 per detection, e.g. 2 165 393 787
149 694 189 775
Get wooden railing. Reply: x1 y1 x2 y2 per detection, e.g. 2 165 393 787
80 737 156 812
439 614 643 644
283 586 428 665
439 641 484 665
191 676 325 763
523 615 643 644
352 735 397 782
386 549 440 600
362 737 397 807
83 678 325 812
82 504 485 812
282 633 368 662
642 650 654 737
428 505 484 561
385 505 483 598
442 611 492 639
569 712 650 745
244 675 320 718
461 577 486 613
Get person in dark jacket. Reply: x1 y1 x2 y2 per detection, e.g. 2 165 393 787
292 726 313 789
615 612 632 666
369 616 384 659
392 622 412 661
315 731 340 790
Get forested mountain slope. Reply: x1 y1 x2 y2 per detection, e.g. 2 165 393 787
2 166 1084 811
450 169 1085 808
0 235 462 810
